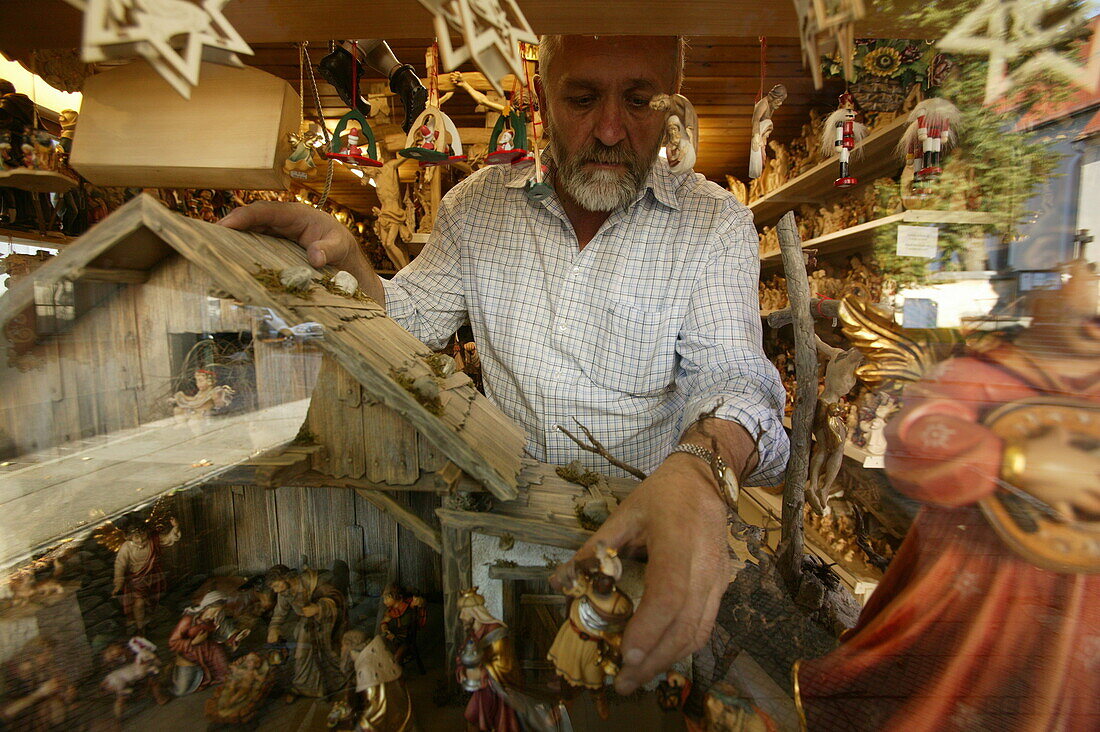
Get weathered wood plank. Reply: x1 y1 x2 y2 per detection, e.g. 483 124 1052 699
354 489 441 554
441 524 472 669
487 565 553 582
231 485 281 575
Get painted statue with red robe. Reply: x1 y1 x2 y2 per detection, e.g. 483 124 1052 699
457 588 521 732
169 591 235 695
796 275 1100 731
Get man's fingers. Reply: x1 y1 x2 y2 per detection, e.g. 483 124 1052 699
217 201 315 242
550 504 641 591
613 539 691 694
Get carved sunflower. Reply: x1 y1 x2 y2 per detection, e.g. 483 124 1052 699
864 46 902 77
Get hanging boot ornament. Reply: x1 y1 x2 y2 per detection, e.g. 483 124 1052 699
820 92 867 189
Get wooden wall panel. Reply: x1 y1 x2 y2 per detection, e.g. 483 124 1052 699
230 485 282 575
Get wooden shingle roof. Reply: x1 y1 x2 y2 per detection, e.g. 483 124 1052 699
0 194 526 500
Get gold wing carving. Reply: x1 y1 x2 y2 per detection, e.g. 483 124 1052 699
837 295 965 391
93 521 126 553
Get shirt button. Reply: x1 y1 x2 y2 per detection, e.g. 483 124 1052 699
572 266 581 274
558 324 568 332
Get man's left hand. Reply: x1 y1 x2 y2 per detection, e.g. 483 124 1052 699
552 453 731 695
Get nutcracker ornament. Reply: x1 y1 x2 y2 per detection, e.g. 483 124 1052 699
820 92 867 188
897 98 962 189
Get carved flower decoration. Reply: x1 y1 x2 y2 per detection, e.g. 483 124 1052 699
864 47 902 77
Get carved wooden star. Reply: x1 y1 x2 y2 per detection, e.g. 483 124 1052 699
794 0 866 89
418 0 538 94
939 0 1097 104
64 0 252 99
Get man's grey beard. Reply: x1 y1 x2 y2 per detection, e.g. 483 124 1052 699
546 120 657 212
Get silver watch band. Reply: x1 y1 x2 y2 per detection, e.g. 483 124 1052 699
670 443 725 471
669 443 740 508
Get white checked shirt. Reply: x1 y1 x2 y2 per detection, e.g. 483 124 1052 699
382 158 789 486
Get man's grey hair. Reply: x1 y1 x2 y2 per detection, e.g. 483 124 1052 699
538 35 686 92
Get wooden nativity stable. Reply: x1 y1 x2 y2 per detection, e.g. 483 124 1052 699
0 194 653 677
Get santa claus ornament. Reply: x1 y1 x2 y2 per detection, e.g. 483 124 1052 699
399 44 466 168
820 92 867 188
327 110 383 168
486 103 528 165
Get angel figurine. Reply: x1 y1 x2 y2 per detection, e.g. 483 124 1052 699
798 274 1100 729
168 368 234 417
547 542 634 720
97 506 182 634
749 84 787 180
806 336 864 515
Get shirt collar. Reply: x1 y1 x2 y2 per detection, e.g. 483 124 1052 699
502 157 684 212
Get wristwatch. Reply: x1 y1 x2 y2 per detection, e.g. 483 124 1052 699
670 443 740 508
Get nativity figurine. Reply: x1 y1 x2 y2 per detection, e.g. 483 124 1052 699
457 587 522 732
100 509 181 634
749 84 787 180
168 368 234 417
265 563 348 701
101 636 167 719
342 635 415 731
169 590 247 695
204 650 284 725
807 336 864 515
547 542 634 720
0 638 77 730
380 585 427 675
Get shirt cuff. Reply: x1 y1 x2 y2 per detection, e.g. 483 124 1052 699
681 395 790 487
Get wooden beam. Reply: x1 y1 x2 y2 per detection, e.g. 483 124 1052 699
441 523 472 675
354 488 442 554
487 564 553 582
436 507 592 552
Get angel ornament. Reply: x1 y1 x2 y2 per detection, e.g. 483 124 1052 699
650 93 699 174
547 542 634 720
749 84 787 180
807 336 864 515
169 368 234 417
821 93 867 189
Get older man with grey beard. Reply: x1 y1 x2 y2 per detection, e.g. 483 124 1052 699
221 34 789 695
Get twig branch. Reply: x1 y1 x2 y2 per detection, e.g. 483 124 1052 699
556 418 648 480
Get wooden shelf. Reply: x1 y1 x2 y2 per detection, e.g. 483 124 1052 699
748 116 910 230
760 210 1003 268
0 227 75 248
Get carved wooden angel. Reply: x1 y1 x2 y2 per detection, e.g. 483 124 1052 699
807 335 863 515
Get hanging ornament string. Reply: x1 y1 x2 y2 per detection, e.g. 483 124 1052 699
301 41 334 208
521 44 542 149
297 42 306 128
427 42 440 108
757 36 768 103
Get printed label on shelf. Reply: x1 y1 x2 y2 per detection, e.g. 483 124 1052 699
896 224 940 258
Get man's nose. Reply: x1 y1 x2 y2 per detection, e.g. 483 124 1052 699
593 100 627 147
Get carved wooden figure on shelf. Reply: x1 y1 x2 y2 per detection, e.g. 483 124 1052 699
749 84 787 180
547 542 634 720
365 157 413 270
457 587 522 731
651 93 699 174
807 336 864 515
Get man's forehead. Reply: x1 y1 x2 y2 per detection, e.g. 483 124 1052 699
549 35 678 87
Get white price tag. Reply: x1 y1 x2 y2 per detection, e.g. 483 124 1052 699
896 225 940 258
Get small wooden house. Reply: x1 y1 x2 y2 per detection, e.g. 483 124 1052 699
0 195 643 678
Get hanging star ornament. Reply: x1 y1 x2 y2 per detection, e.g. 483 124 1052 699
939 0 1098 105
793 0 866 89
63 0 253 99
417 0 538 94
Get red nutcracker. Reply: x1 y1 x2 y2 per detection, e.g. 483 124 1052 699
821 93 866 189
898 98 962 191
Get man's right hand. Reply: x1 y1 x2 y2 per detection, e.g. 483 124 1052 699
266 628 281 644
219 202 385 304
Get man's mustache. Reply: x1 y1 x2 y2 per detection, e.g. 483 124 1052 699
575 144 637 167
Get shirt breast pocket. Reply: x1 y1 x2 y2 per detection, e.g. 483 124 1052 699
586 300 677 397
